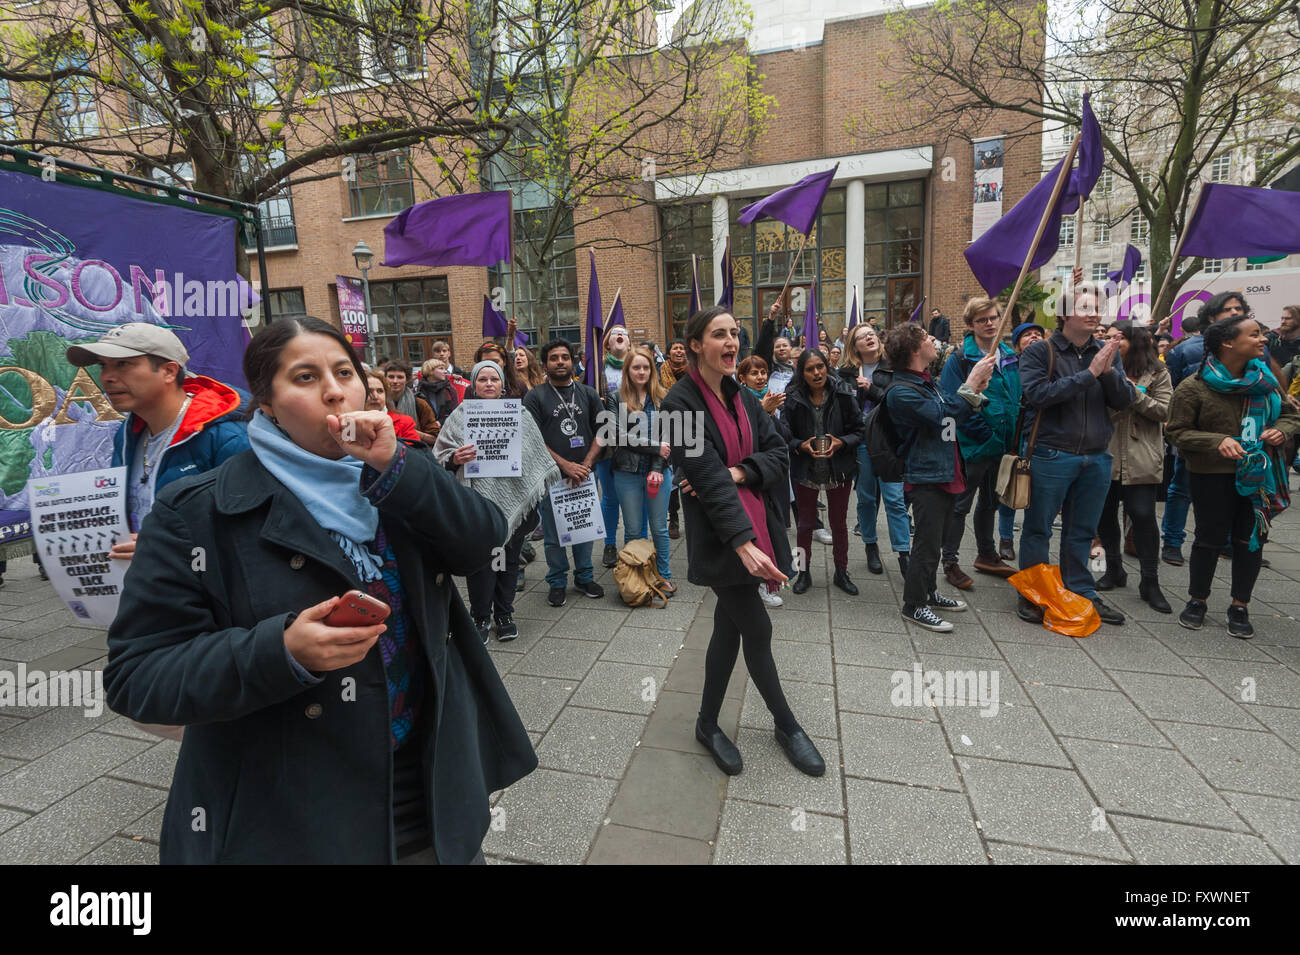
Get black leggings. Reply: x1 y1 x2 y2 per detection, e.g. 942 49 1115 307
466 512 534 620
1188 472 1263 604
700 583 797 734
1098 481 1159 580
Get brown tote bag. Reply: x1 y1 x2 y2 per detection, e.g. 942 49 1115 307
997 342 1055 510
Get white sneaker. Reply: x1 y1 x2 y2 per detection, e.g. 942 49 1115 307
759 586 783 608
813 528 834 544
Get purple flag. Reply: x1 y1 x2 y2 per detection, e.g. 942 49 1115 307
689 254 702 315
801 280 819 348
964 96 1102 296
608 290 625 328
382 192 512 268
1179 184 1300 259
583 249 603 389
909 296 926 323
482 295 527 347
716 238 734 311
1107 245 1142 287
846 285 858 330
738 165 838 235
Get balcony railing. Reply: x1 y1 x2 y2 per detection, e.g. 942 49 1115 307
244 215 298 249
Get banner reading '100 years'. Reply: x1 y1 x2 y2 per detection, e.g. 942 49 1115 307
0 164 249 558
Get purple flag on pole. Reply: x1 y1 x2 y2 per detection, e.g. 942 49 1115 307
1178 184 1300 259
608 290 625 328
482 295 527 346
716 238 734 311
909 296 926 323
382 192 512 268
801 280 819 348
689 255 702 315
846 285 859 330
737 165 839 235
1107 245 1142 287
964 95 1103 296
583 249 603 389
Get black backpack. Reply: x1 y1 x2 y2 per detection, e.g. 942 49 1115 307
863 382 924 483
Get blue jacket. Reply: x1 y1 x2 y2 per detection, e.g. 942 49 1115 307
111 374 251 522
1165 335 1203 388
939 336 1022 462
885 369 983 485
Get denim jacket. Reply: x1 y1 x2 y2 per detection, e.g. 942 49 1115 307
885 369 984 485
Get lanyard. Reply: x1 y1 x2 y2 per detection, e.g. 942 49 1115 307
549 382 580 434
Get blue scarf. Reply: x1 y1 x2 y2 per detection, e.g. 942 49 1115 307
1200 357 1288 550
744 383 769 401
248 411 384 582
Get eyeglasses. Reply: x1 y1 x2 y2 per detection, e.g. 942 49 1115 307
972 314 1000 325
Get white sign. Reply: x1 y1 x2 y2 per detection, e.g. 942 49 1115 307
548 474 605 547
27 467 130 628
463 399 523 478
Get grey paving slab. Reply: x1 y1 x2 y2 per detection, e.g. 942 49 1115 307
1028 684 1171 747
80 836 160 865
1155 721 1300 799
714 799 846 865
958 756 1132 860
911 653 1032 704
546 607 630 643
481 768 616 865
726 729 843 815
938 699 1072 768
119 803 166 843
1220 792 1300 865
24 645 106 672
839 711 959 790
1186 657 1300 709
94 716 164 742
106 739 180 789
986 842 1118 864
0 777 165 864
829 602 909 635
1062 737 1247 831
981 611 1076 647
999 642 1116 690
0 626 107 662
0 699 117 760
1110 814 1282 865
844 777 986 865
586 823 712 865
768 609 833 644
499 674 576 733
831 628 917 671
512 637 604 680
741 678 838 740
836 662 919 718
661 648 747 700
568 661 670 716
640 689 741 754
1260 643 1300 671
1146 621 1276 661
0 807 28 835
770 639 834 685
486 650 522 677
534 707 647 779
510 591 569 623
607 747 726 841
1106 671 1259 729
1249 705 1300 749
0 731 152 812
911 622 1004 660
1079 631 1201 676
600 627 683 668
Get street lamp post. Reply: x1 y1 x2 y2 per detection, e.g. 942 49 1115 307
352 240 377 367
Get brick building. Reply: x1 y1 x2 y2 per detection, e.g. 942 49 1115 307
247 4 1044 369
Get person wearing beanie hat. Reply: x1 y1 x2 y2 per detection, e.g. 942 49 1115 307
64 322 249 561
1012 322 1046 350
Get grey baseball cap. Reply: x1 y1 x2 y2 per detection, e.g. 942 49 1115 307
66 323 190 373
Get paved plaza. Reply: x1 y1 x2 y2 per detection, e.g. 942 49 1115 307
1 490 1298 865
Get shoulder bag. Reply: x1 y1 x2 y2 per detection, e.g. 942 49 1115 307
996 341 1055 510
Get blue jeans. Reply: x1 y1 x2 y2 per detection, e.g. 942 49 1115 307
1161 455 1191 549
1019 447 1112 600
855 444 910 552
998 504 1015 541
594 459 628 548
538 494 595 590
613 467 672 579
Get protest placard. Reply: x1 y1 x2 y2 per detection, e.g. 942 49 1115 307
548 473 604 547
463 399 523 478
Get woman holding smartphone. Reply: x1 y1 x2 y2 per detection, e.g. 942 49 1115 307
662 306 824 778
105 316 536 864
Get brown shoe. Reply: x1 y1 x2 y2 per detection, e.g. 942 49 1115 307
973 555 1017 579
943 561 974 590
998 538 1016 562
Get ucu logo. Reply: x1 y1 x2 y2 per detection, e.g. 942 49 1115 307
93 477 118 488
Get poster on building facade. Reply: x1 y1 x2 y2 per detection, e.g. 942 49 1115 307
336 276 369 351
972 138 1005 241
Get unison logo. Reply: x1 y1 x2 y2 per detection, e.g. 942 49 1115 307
49 886 151 935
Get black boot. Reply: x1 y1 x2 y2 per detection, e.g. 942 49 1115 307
833 568 859 595
865 543 883 575
897 552 910 578
792 570 812 595
1139 577 1172 614
1096 557 1127 590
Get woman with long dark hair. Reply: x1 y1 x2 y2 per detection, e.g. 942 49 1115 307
782 348 864 595
661 306 824 777
1167 314 1299 637
514 345 546 390
1096 324 1174 612
105 316 536 863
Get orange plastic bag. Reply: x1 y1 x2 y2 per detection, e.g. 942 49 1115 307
1009 563 1100 638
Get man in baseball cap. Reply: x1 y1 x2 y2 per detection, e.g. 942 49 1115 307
66 323 250 561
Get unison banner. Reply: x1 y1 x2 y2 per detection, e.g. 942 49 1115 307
0 164 247 558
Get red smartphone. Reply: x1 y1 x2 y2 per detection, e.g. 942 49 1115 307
323 590 391 628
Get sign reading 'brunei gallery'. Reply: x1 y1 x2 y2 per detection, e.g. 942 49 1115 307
0 164 249 558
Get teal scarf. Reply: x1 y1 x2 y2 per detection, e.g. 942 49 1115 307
744 383 769 401
1201 357 1288 550
248 411 384 581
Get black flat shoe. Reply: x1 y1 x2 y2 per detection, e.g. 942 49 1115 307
833 569 858 596
792 570 812 595
774 726 825 777
696 718 742 775
1017 595 1044 624
865 543 883 575
1092 597 1125 626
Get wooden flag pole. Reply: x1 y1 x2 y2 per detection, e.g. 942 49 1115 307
506 191 517 328
605 287 622 328
1073 202 1085 273
993 132 1083 345
776 230 812 318
1152 187 1201 330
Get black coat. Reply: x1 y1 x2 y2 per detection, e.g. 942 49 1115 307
660 373 792 588
104 447 537 864
781 378 865 485
417 378 458 423
837 357 893 411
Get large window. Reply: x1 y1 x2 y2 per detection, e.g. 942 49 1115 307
52 54 98 138
243 147 297 248
1210 155 1232 183
348 150 414 217
0 80 15 136
862 180 923 328
663 202 716 341
367 277 452 367
1093 222 1110 247
1130 211 1150 242
1058 216 1075 249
